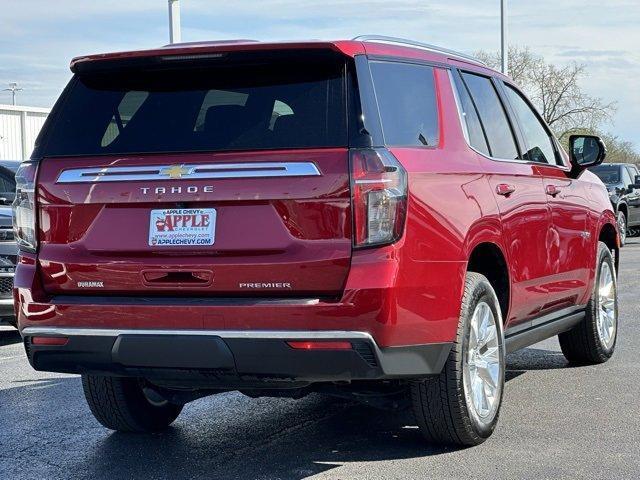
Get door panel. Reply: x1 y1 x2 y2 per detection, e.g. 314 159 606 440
538 165 591 310
482 160 554 327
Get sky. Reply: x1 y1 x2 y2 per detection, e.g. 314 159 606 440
1 0 639 148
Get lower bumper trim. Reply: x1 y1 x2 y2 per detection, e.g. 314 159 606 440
21 327 452 386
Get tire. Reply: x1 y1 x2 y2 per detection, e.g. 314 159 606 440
410 272 505 446
617 211 627 247
559 241 618 364
82 375 183 432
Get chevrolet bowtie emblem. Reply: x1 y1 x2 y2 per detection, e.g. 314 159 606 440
161 164 192 179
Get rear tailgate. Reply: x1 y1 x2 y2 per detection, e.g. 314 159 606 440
34 48 353 297
37 150 351 296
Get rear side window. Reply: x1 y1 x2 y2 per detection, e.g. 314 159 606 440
369 61 439 147
460 72 519 160
503 84 556 164
40 58 347 157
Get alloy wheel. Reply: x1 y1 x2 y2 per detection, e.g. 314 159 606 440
463 301 502 424
596 261 617 350
617 213 627 245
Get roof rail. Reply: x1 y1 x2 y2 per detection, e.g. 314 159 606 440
352 35 486 66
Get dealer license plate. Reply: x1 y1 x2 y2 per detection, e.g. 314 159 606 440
148 208 216 247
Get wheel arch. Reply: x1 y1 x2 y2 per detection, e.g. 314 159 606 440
466 241 510 323
617 201 628 219
598 218 619 274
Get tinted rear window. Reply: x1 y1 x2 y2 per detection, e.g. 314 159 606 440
590 165 620 184
40 58 347 157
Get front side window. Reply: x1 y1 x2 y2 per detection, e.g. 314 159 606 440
460 72 519 160
369 61 439 147
503 84 556 164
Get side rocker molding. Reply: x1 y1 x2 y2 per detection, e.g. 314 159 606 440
505 306 586 354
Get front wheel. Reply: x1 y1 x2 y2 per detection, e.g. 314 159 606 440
559 241 618 364
411 272 505 446
617 211 627 246
82 375 183 432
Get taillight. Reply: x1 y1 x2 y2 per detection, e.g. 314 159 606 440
12 162 38 252
350 148 407 248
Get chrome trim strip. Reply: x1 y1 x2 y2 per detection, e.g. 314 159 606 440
21 327 375 342
56 162 321 184
504 305 585 337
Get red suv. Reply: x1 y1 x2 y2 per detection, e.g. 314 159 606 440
13 36 619 446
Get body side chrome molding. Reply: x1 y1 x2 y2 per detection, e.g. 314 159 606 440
504 304 585 336
56 162 321 184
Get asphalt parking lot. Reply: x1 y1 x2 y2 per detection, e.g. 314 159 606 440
1 242 639 480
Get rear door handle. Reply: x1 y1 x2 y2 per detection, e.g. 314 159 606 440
496 183 516 196
546 184 562 197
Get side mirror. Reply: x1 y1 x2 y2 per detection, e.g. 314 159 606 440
633 175 640 189
569 134 607 178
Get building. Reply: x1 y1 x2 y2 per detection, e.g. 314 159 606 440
0 104 50 161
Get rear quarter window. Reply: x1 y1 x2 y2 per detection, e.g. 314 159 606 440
369 61 439 147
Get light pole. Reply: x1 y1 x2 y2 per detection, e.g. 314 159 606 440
168 0 181 44
501 0 508 75
3 82 23 106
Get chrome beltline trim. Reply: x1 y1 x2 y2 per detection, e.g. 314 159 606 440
56 162 321 184
21 327 375 342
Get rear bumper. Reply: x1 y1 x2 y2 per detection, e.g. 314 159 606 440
21 327 452 387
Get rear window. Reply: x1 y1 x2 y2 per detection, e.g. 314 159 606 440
39 58 347 157
590 165 620 184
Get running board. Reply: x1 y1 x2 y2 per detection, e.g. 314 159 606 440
505 307 586 354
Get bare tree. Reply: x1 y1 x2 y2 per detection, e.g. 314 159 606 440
595 133 640 165
475 46 616 140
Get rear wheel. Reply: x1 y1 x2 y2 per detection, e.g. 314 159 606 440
559 241 618 364
82 375 183 432
617 211 627 246
410 272 505 446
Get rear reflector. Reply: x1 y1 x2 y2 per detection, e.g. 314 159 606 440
286 341 352 350
31 336 69 346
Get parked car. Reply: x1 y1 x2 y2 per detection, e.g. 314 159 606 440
0 160 19 327
14 37 619 446
589 162 640 244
